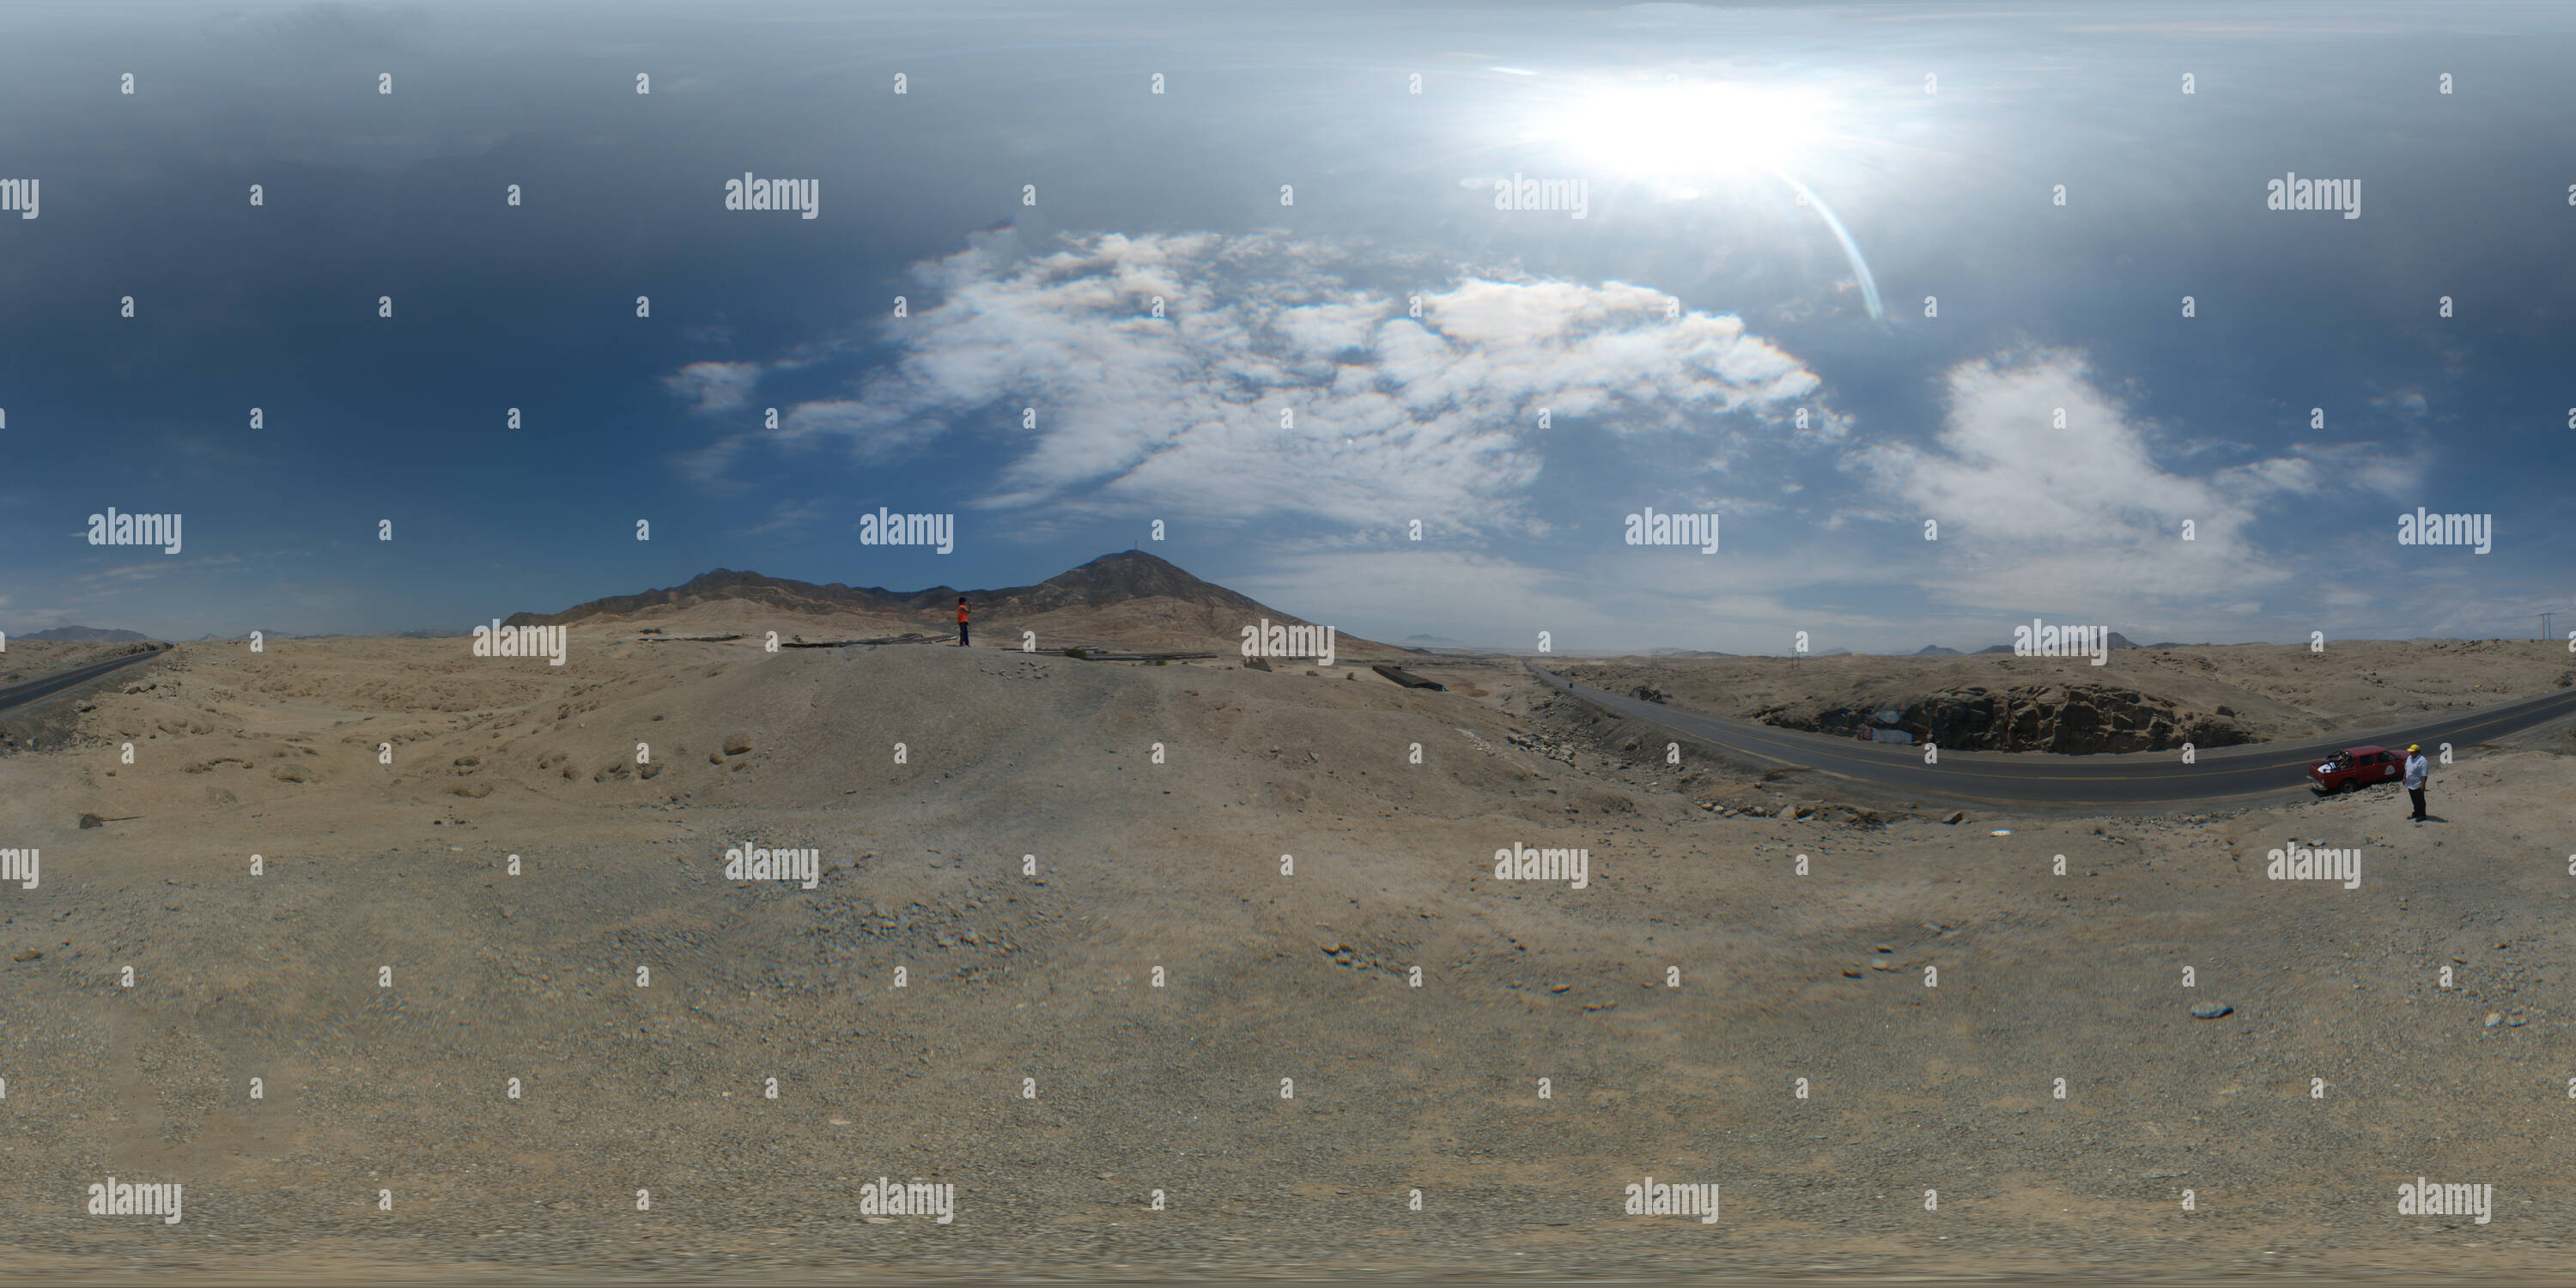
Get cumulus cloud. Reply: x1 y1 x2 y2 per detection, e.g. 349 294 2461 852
1856 347 2434 628
668 230 1827 530
1860 348 2292 613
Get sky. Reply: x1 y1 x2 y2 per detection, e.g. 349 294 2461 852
1 0 2569 653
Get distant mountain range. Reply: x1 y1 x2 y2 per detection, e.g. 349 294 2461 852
1959 632 2142 655
15 625 150 642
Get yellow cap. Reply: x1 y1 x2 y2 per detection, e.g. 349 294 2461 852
2406 744 2420 752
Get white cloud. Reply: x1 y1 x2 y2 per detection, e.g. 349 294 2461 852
2277 440 2423 501
669 230 1826 531
1860 347 2290 615
664 361 764 414
71 555 243 586
738 500 828 538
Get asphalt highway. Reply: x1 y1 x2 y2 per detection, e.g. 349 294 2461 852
0 647 166 715
1529 663 2576 805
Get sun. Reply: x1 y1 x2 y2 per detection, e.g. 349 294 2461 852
1527 78 1834 181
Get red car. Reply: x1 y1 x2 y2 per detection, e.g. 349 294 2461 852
2310 744 2403 793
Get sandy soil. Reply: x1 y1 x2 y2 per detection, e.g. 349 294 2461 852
3 635 2575 1279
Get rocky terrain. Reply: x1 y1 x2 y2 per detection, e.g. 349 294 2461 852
1559 641 2576 753
1756 680 2259 753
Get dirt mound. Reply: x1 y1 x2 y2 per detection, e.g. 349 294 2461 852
1759 681 2257 753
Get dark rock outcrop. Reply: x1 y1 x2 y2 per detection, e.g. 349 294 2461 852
1759 682 2255 754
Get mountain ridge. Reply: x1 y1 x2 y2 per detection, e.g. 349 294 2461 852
499 550 1409 657
15 624 151 642
503 550 1285 627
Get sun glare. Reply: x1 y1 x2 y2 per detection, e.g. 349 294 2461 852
1528 79 1833 180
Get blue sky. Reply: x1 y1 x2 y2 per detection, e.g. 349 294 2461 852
2 0 2568 651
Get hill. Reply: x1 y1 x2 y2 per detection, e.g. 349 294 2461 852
504 550 1405 658
18 625 149 642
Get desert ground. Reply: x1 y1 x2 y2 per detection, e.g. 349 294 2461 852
4 629 2576 1280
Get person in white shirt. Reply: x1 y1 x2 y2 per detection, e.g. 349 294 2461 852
2403 744 2430 821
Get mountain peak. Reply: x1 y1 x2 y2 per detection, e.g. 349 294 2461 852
1008 550 1266 614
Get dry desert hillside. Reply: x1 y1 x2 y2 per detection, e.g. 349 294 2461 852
1 635 2574 1278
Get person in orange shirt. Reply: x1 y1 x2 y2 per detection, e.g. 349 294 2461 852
956 596 969 648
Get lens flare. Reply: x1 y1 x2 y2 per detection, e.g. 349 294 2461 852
1526 77 1882 319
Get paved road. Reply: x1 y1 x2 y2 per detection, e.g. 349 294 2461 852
1529 663 2576 806
0 647 165 714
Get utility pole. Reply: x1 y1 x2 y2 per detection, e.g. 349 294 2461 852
2543 611 2555 643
